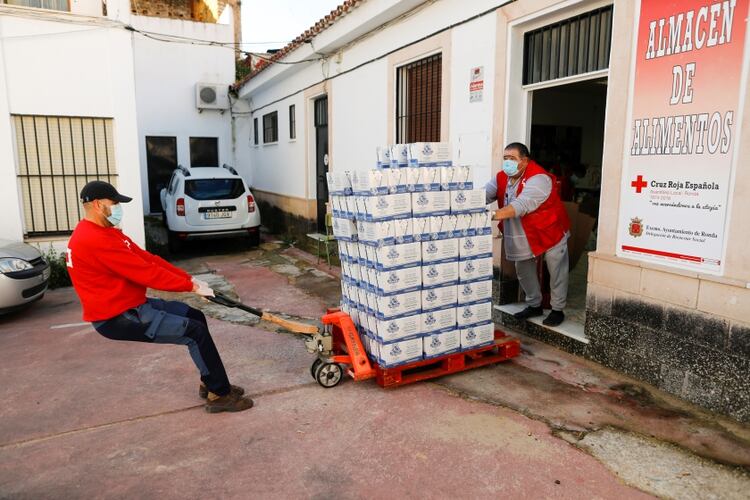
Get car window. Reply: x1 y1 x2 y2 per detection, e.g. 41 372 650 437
184 179 245 200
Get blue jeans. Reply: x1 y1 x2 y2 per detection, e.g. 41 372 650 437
93 298 231 396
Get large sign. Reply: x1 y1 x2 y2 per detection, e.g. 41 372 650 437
617 0 749 274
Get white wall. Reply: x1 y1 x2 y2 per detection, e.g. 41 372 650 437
238 0 507 207
131 15 236 213
0 7 145 245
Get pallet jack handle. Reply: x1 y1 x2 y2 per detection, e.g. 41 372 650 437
207 291 319 335
207 291 263 317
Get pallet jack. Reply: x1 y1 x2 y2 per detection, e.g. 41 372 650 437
208 291 520 389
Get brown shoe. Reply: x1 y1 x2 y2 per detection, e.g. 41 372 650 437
199 384 245 399
205 392 254 414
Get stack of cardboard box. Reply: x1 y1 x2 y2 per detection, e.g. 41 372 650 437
329 143 495 368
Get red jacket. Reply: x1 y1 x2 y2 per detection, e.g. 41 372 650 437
67 220 193 321
497 160 570 256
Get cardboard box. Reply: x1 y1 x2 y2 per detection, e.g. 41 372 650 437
333 217 358 242
357 220 394 246
351 169 389 195
421 307 456 334
393 218 414 244
453 213 473 238
374 312 422 343
407 142 453 167
440 165 474 190
376 146 392 168
423 330 461 358
377 336 424 367
422 284 458 311
471 211 493 236
422 238 459 264
460 322 495 350
412 216 431 242
337 241 350 262
326 171 352 195
412 191 451 217
428 215 456 240
370 266 422 296
346 196 359 220
422 261 459 289
450 189 487 214
459 257 494 283
405 167 422 192
459 234 493 259
374 241 422 270
456 301 493 327
386 167 408 194
375 289 422 319
390 144 410 168
457 279 493 305
361 193 412 221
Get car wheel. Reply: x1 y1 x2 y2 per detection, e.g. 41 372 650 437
167 231 183 253
248 230 260 248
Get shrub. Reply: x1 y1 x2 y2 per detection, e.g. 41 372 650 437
41 246 72 289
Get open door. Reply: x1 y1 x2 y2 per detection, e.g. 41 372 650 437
314 96 329 232
146 136 177 214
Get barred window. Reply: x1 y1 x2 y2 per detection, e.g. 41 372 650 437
396 53 442 143
523 6 613 85
289 105 296 140
263 111 278 143
2 0 69 12
13 115 116 237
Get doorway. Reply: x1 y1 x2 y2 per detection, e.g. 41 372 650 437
145 136 177 214
529 78 607 324
314 96 329 232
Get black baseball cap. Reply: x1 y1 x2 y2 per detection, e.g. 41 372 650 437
80 181 132 203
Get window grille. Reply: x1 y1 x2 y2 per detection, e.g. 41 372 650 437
396 53 442 143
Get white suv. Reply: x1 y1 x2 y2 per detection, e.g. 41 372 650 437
160 165 261 252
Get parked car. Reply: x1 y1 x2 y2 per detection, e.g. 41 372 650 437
160 164 261 252
0 240 49 314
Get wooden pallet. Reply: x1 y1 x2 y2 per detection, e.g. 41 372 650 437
375 331 521 388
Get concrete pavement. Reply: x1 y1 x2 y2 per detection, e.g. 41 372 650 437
0 243 748 499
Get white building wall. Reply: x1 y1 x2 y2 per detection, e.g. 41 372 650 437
238 0 507 213
0 7 144 246
330 58 388 173
131 15 236 214
247 91 308 199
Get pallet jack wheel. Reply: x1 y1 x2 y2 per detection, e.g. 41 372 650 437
310 358 322 380
314 362 343 388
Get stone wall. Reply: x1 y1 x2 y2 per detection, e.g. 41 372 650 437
495 252 750 424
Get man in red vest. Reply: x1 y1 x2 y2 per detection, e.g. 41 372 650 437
485 143 571 326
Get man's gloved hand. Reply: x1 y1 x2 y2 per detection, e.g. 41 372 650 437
191 278 215 298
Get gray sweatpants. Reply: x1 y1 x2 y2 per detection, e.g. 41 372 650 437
514 236 569 311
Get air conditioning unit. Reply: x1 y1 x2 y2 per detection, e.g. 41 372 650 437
196 83 229 111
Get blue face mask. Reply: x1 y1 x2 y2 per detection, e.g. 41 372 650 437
106 203 123 226
502 159 519 176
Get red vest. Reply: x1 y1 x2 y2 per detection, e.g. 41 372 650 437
496 160 570 256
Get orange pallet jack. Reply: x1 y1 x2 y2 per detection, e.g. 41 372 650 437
308 310 521 388
209 292 520 389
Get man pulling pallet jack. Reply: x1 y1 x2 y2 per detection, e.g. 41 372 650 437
66 181 254 413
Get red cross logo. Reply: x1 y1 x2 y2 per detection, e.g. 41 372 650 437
631 175 647 193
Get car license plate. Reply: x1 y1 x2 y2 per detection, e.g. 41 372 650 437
204 210 232 219
43 267 51 280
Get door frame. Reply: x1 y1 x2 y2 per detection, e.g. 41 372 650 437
313 94 329 232
145 135 178 215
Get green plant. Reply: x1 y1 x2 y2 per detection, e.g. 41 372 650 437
41 246 72 289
